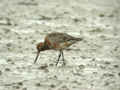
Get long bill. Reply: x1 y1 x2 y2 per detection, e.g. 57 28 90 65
34 51 40 64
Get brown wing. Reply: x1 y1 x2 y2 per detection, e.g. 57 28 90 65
44 32 81 49
46 32 77 43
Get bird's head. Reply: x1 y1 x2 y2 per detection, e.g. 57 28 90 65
34 42 44 64
36 42 45 52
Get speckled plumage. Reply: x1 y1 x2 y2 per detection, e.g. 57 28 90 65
44 32 82 49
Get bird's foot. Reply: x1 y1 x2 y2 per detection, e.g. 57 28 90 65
62 61 66 66
55 60 66 66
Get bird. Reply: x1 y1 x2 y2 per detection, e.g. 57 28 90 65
34 32 83 65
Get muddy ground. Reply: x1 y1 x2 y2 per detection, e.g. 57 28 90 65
0 0 120 90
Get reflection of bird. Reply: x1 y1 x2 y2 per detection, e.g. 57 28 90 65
34 32 82 65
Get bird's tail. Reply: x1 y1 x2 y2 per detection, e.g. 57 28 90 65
75 37 83 41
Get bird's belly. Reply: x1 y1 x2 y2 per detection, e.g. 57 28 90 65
53 41 74 50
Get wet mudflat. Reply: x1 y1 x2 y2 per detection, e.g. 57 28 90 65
0 0 120 90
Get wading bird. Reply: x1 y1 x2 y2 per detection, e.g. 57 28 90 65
34 32 82 65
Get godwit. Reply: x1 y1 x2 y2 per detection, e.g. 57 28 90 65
34 32 82 65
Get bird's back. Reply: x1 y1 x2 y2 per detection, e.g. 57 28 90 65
44 32 82 49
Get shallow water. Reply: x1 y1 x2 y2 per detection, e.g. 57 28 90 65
0 0 120 90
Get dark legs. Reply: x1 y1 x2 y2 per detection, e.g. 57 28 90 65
56 50 62 65
61 50 65 65
56 50 65 66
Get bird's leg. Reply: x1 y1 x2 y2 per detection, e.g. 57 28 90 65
56 50 62 66
61 50 66 65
